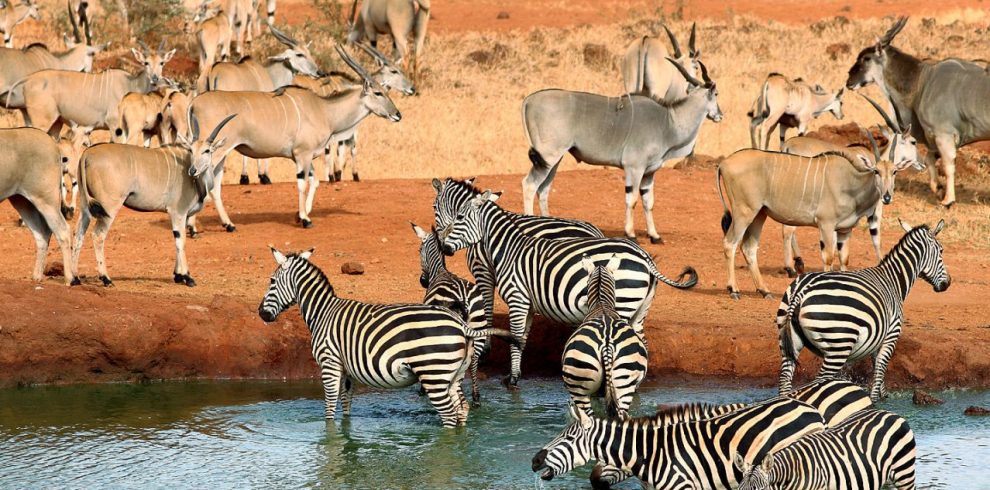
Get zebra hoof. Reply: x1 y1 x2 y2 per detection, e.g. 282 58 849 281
794 257 805 274
785 267 798 278
259 175 272 185
502 376 520 390
99 275 114 287
239 175 250 185
224 223 236 233
301 219 313 229
352 174 360 182
69 276 81 286
649 235 664 245
471 392 481 403
590 471 611 490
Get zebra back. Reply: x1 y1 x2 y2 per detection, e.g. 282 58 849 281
789 379 873 426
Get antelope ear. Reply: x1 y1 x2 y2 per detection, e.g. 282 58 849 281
211 137 226 150
410 221 428 240
299 248 314 261
431 178 442 194
63 33 75 48
933 219 945 236
581 254 595 274
271 246 287 265
606 254 621 275
902 123 911 134
857 155 874 170
732 453 749 473
163 48 176 63
131 47 144 62
899 218 913 232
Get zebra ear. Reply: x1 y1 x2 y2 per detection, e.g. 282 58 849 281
760 452 775 473
270 246 287 266
898 218 913 232
487 191 502 203
431 178 442 194
732 453 749 473
299 248 314 261
410 221 428 240
933 219 945 236
606 254 621 275
581 255 595 274
464 176 476 185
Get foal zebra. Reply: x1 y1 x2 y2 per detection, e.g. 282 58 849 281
258 247 514 427
777 219 950 401
533 397 825 488
432 177 606 384
562 255 647 419
411 222 487 402
735 408 916 490
441 191 697 386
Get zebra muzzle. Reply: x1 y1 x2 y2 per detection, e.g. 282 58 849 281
258 306 277 323
442 244 456 257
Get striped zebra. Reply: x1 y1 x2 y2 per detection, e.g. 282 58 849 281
562 255 647 419
257 247 515 427
776 219 950 401
735 408 916 490
432 177 605 385
532 397 826 488
441 190 698 386
411 222 488 403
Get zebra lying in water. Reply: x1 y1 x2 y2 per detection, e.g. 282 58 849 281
257 247 516 427
735 408 916 490
562 255 647 419
411 222 487 403
440 190 697 387
776 219 950 401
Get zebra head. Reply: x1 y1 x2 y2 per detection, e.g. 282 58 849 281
733 452 774 490
582 254 620 308
431 176 479 230
258 246 314 322
532 404 595 481
898 219 950 292
439 190 501 256
411 222 444 288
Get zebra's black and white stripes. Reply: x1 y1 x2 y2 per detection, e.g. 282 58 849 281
735 408 917 490
562 255 647 418
776 219 950 401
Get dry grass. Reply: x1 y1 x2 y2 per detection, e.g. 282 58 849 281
2 2 989 246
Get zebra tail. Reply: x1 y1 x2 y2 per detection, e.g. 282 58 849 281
716 165 731 234
466 327 520 348
779 286 804 364
603 345 619 418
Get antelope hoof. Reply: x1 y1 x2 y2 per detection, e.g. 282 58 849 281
239 175 250 185
941 200 955 209
259 175 272 185
352 174 360 182
174 273 197 287
99 275 114 287
649 235 664 245
301 219 313 229
187 226 200 238
224 223 236 233
327 174 335 183
758 289 774 299
624 233 637 242
727 287 740 301
785 267 798 278
334 170 342 182
69 276 81 286
794 257 805 274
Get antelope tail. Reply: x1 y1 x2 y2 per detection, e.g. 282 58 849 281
716 165 731 234
636 36 648 94
759 79 770 118
78 154 107 219
4 76 27 108
603 344 619 418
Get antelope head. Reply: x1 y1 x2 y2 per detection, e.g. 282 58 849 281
860 127 912 205
846 16 907 90
132 39 176 87
860 93 921 171
663 22 702 96
335 43 402 122
182 112 237 182
356 42 415 96
812 85 844 120
667 58 722 122
269 24 325 78
62 32 107 72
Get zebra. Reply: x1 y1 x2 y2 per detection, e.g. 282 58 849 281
440 190 698 387
257 247 515 427
735 408 917 490
411 221 488 403
562 254 647 419
432 176 606 385
776 219 950 401
532 397 826 488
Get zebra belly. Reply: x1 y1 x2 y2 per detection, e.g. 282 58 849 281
345 361 418 389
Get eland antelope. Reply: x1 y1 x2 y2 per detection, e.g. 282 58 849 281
72 114 237 287
191 0 232 92
748 73 845 150
347 0 430 76
846 16 990 207
522 60 721 243
188 44 400 229
0 36 107 118
67 0 91 45
115 87 175 147
56 134 83 218
0 0 39 48
0 127 77 285
621 22 700 102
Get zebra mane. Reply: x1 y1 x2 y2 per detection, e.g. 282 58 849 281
880 224 931 264
447 177 484 196
615 402 727 426
285 252 332 285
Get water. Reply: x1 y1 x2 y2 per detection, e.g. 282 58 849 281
0 379 987 489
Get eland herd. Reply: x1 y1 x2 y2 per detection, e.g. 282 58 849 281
0 2 971 489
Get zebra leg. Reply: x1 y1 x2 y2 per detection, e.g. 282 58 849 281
319 361 343 420
505 303 533 388
590 464 634 490
470 341 481 403
741 211 772 298
868 205 883 263
777 323 804 394
870 331 900 401
340 377 354 416
571 393 594 417
836 229 852 271
814 345 853 384
421 379 461 428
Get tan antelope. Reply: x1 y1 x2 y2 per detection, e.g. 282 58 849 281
748 73 845 150
717 124 918 300
0 0 39 48
621 23 700 102
56 134 83 218
72 114 237 287
160 87 192 145
67 0 91 45
0 127 77 285
347 0 430 76
13 41 175 139
0 36 107 120
191 0 232 92
116 89 170 147
187 44 400 230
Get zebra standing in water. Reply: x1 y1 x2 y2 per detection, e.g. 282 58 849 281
432 177 606 385
776 219 950 401
257 247 515 427
562 255 647 418
735 408 916 490
532 397 826 488
411 222 488 402
441 191 698 387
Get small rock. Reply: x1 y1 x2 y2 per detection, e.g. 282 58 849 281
381 238 388 243
186 305 209 313
496 11 509 19
912 389 944 405
341 262 365 275
964 406 990 416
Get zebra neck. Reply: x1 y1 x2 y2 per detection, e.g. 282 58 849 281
586 285 617 315
293 267 337 327
877 243 920 300
479 202 532 262
590 419 653 479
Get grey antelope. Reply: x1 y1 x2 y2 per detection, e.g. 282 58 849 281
431 177 605 382
776 219 950 402
747 73 845 150
847 16 990 207
562 255 647 419
258 248 517 427
736 408 917 490
522 59 721 243
72 114 237 287
0 36 107 116
717 126 916 300
621 22 701 102
532 397 825 488
347 0 430 76
0 0 39 48
0 128 77 285
440 190 697 387
203 24 324 185
411 222 487 403
13 41 175 139
778 94 920 277
191 0 232 92
590 379 873 489
188 44 400 229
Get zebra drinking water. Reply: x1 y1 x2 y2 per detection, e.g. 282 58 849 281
440 190 697 387
776 219 950 401
562 255 648 419
257 247 515 427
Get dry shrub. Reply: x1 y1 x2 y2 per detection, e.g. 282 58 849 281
826 42 851 61
582 43 612 70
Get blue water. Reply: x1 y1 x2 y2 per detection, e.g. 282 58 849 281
0 379 986 489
